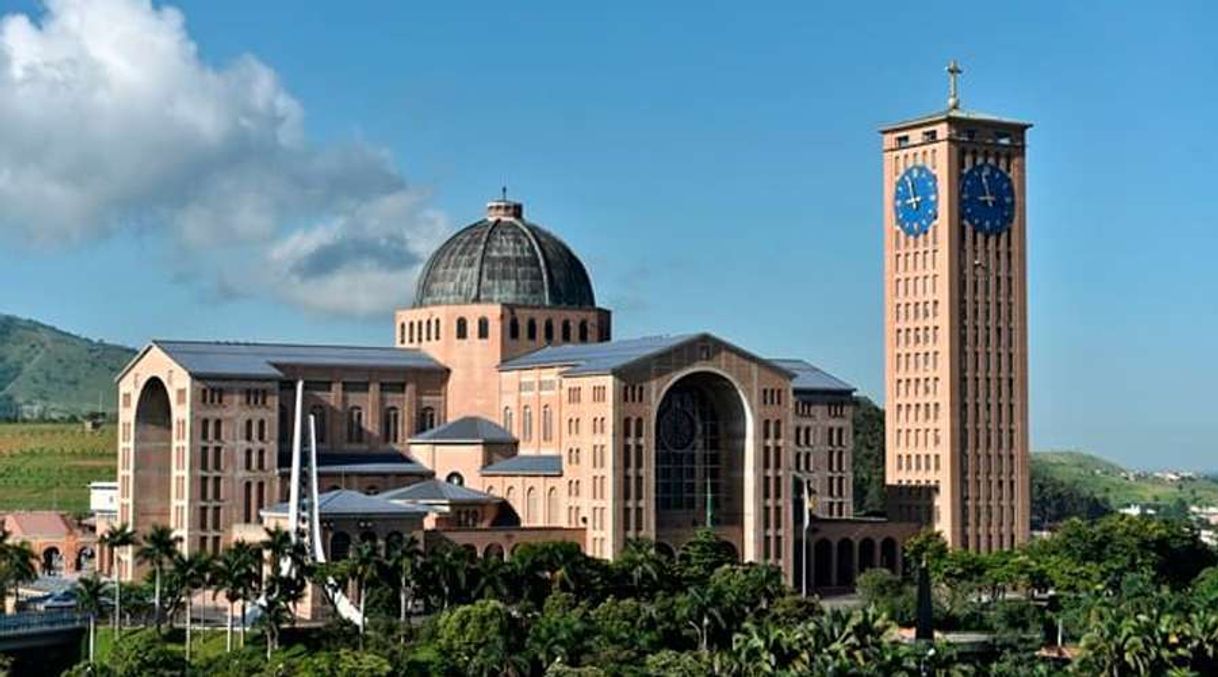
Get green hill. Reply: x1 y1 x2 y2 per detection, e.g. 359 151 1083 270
1033 450 1218 509
0 314 135 421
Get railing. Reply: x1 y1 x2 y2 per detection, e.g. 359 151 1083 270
0 611 88 637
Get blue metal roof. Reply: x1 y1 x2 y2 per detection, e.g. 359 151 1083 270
261 490 429 517
769 359 855 393
380 479 500 504
481 454 563 476
499 334 699 374
146 340 444 379
411 416 515 444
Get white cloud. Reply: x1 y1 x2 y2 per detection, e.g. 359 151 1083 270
0 0 447 315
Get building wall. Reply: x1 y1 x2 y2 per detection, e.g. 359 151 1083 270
882 116 1030 551
394 303 610 422
793 393 854 519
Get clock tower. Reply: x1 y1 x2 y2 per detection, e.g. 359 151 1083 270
880 62 1031 551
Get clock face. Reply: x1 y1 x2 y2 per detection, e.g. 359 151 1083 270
960 163 1015 235
893 165 939 237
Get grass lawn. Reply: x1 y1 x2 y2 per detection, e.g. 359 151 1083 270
0 422 114 513
88 625 239 664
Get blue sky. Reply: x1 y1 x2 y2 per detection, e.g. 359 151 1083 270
0 1 1214 470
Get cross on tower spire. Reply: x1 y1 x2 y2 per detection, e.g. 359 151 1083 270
947 59 963 110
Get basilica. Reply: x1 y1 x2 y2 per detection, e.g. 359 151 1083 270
112 196 920 602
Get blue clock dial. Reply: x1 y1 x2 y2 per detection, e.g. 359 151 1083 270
893 165 938 237
960 163 1015 235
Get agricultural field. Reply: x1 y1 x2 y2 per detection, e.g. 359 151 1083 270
0 422 115 513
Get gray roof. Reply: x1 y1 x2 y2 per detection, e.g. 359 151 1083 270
879 107 1032 132
261 490 428 517
500 333 697 374
413 202 596 309
279 451 432 476
769 359 855 394
500 332 796 379
380 479 500 504
481 454 563 476
130 340 444 380
410 416 516 444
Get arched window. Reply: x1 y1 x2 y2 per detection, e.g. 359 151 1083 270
503 407 513 434
509 317 520 340
382 407 400 443
527 318 538 341
544 319 554 343
446 472 464 486
526 487 538 523
408 322 415 343
309 405 327 444
456 317 468 339
542 405 553 442
257 419 266 442
506 486 516 504
578 320 588 342
547 487 558 524
477 317 490 339
417 407 436 433
330 532 352 561
244 419 253 442
522 405 533 441
347 406 364 443
561 320 571 342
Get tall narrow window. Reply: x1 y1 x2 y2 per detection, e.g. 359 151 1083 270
257 419 266 442
433 318 440 340
509 317 520 340
347 406 365 443
477 316 490 339
527 318 537 341
542 405 553 442
503 407 513 434
309 405 327 444
526 487 538 524
425 319 432 341
456 317 468 339
561 320 571 342
578 320 588 342
544 319 554 343
244 419 253 442
408 322 415 343
417 407 436 433
398 322 405 344
383 407 400 443
547 487 558 524
522 405 533 441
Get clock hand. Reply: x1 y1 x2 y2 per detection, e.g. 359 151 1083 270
980 173 996 206
903 175 921 210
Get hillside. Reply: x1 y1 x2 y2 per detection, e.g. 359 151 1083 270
0 314 135 420
1033 450 1218 509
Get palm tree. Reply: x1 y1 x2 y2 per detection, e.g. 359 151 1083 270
172 551 212 663
384 534 422 627
75 574 108 664
99 523 138 635
0 540 37 614
211 542 260 652
259 526 309 659
136 524 179 633
348 540 380 649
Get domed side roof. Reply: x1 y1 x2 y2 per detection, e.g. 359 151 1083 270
413 205 596 309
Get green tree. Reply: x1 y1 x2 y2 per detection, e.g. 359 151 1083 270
135 524 179 633
851 396 888 514
675 529 737 586
383 533 422 627
432 598 529 676
0 536 36 614
211 543 260 653
348 540 380 649
171 550 212 663
259 526 310 659
74 574 108 665
611 538 671 599
99 523 138 635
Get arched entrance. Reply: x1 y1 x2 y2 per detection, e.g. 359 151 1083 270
654 371 748 555
836 538 856 587
42 547 62 575
859 538 876 573
76 546 96 573
880 537 899 574
134 378 173 531
813 539 832 588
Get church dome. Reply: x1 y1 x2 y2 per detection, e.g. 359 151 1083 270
413 200 596 309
